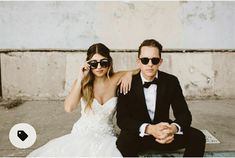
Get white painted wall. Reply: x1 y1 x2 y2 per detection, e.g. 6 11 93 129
0 1 234 49
1 1 235 100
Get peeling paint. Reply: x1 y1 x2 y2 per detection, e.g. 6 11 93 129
207 77 211 84
180 1 216 30
202 87 212 93
214 70 218 77
189 67 194 73
127 3 135 10
190 82 198 87
185 82 198 90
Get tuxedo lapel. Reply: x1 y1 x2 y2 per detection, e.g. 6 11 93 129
133 73 152 122
153 71 166 123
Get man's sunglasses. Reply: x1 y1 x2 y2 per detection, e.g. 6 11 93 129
139 57 161 65
87 59 111 69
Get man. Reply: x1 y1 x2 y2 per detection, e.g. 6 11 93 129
116 39 206 157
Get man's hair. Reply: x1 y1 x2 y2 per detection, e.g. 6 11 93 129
138 39 163 58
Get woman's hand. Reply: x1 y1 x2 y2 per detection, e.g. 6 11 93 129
117 71 132 95
80 62 90 79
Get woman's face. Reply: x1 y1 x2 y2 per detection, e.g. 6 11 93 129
88 53 110 78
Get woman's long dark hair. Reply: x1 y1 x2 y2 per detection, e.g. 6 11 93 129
81 43 114 110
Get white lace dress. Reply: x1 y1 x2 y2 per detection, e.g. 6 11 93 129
27 97 122 157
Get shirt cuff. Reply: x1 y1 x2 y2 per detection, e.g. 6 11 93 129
139 123 150 137
172 123 183 135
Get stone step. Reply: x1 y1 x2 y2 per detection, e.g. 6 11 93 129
141 151 235 157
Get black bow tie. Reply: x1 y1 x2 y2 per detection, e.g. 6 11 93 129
143 78 158 88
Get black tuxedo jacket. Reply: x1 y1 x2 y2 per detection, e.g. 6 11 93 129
116 71 192 136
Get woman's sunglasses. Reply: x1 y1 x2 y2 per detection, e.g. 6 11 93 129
87 59 111 69
139 57 160 65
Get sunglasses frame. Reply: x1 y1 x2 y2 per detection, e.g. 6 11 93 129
139 57 161 65
88 58 111 69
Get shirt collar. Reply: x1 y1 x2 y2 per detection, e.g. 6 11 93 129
140 71 158 84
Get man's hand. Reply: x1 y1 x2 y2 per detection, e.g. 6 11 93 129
146 122 177 144
146 123 169 139
155 123 177 144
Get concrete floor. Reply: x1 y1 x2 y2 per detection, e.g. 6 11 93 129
0 99 235 157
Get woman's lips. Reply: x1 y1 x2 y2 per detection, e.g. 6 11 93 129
95 69 103 73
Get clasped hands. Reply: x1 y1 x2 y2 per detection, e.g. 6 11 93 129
146 122 177 144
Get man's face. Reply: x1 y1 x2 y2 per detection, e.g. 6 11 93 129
137 46 162 80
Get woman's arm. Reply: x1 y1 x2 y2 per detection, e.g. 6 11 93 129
64 63 90 113
64 79 82 113
113 69 140 94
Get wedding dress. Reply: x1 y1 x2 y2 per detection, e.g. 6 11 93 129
27 97 122 157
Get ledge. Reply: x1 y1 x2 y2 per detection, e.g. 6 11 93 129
1 49 235 53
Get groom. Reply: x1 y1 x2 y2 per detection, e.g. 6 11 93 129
116 39 206 157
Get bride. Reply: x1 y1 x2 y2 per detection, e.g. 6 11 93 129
27 43 138 157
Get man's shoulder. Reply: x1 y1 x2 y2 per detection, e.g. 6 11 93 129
158 70 178 81
132 72 141 83
133 72 141 78
131 71 179 82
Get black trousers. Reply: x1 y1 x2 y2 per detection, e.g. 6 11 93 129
116 127 206 157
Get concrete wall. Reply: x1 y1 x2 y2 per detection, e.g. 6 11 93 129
1 51 235 100
0 1 235 100
0 1 234 49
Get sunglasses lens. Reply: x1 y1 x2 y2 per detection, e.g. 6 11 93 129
140 57 160 65
151 58 160 65
88 61 98 69
100 59 110 68
88 59 110 69
140 58 149 65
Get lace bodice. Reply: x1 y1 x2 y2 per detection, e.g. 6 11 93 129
71 97 117 136
27 97 122 157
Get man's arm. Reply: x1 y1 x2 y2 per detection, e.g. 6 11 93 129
171 77 192 132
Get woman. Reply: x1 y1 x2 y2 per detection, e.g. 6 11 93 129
27 43 138 157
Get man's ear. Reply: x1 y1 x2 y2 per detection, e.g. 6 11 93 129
159 58 163 66
136 58 141 68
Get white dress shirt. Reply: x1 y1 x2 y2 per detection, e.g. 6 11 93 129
139 72 183 137
141 73 157 121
